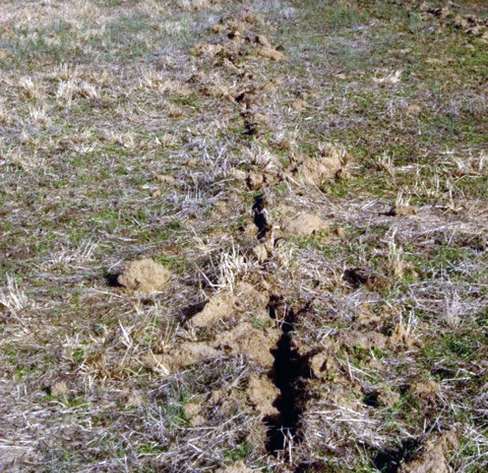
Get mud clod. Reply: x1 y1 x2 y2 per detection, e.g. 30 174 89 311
280 213 329 237
213 322 280 366
117 258 171 294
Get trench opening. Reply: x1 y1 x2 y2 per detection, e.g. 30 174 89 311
372 438 421 473
264 297 311 458
252 194 271 241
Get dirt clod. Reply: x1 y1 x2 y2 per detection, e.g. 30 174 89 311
246 374 279 416
117 258 171 294
213 322 280 366
189 293 235 327
295 144 349 187
292 100 308 110
154 174 177 184
280 213 329 237
398 431 458 473
309 350 337 380
386 204 418 216
235 282 269 322
388 323 422 350
255 34 273 48
51 381 68 397
159 342 221 373
203 84 232 98
412 380 441 399
215 460 253 473
256 47 286 61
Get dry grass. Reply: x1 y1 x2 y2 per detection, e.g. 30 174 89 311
1 0 488 471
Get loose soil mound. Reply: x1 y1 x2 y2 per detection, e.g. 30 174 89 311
117 258 171 294
214 322 280 367
398 431 458 473
189 293 236 327
280 213 330 237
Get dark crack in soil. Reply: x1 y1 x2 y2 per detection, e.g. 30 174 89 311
252 194 271 241
264 298 312 459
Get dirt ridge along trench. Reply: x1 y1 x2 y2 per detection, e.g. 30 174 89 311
264 295 313 459
203 14 316 465
161 10 322 469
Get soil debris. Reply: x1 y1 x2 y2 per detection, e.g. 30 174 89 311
202 84 232 99
388 323 422 350
291 100 308 110
293 144 349 187
411 380 441 399
398 431 458 473
385 204 418 216
117 258 171 294
156 342 221 373
51 381 68 397
256 47 286 61
246 374 280 417
280 213 329 237
213 322 280 366
154 174 177 184
235 282 269 322
184 402 205 426
343 267 391 293
214 460 253 473
254 34 273 48
189 293 236 327
308 349 338 380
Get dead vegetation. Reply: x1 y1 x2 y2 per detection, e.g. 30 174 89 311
0 0 487 472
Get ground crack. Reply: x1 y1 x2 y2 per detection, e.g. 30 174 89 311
264 297 311 460
252 194 271 241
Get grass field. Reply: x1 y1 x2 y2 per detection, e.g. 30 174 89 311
1 0 488 471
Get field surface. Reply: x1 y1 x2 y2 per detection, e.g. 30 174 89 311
0 0 488 471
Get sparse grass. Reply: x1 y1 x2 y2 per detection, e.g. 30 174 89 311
1 0 488 471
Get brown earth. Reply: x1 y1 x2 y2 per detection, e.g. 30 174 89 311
117 258 171 294
398 431 458 473
213 322 280 367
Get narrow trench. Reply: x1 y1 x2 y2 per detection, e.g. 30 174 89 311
252 196 309 461
252 194 271 241
265 297 310 459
